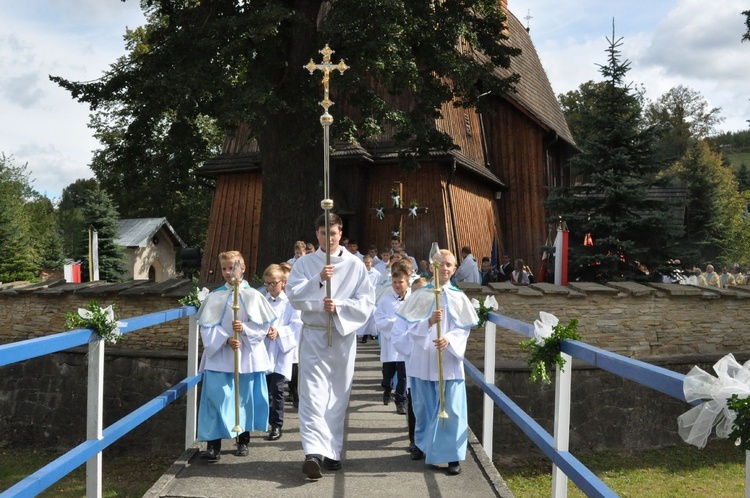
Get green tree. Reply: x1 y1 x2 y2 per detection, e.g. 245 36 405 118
80 186 128 282
0 154 40 282
59 178 101 260
546 30 681 282
670 141 750 265
26 197 65 271
737 163 750 192
644 85 724 165
743 9 750 42
50 0 520 268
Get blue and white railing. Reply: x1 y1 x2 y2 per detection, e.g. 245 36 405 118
465 310 740 498
0 306 201 498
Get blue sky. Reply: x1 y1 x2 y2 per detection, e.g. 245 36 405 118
1 0 749 200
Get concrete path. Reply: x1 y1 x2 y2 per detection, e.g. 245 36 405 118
145 341 514 498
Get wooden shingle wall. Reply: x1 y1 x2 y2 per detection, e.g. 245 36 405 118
201 172 263 282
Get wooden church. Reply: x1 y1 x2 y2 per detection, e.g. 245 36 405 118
195 3 576 283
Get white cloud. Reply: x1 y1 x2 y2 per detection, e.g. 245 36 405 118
0 1 145 198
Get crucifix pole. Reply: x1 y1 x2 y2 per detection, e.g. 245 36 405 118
305 45 349 348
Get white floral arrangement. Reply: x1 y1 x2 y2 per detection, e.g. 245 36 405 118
179 284 210 309
64 301 127 345
519 311 580 384
471 295 499 327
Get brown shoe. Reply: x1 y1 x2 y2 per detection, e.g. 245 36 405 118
303 455 322 479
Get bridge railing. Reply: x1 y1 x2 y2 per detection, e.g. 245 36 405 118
465 310 734 498
0 306 201 498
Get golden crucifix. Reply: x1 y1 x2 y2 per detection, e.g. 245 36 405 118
305 44 349 348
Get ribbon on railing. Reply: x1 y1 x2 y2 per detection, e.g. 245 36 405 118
75 304 127 344
408 205 418 218
392 194 400 207
470 295 498 328
532 311 559 345
376 207 385 220
677 353 750 448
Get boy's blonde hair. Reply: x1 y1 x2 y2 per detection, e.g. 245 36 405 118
392 258 414 275
263 263 284 279
219 250 244 264
294 240 306 251
412 276 430 290
279 262 292 278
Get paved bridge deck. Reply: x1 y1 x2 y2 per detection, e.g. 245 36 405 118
145 341 514 497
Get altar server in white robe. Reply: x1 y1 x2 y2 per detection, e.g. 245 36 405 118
396 249 478 476
262 264 302 442
287 213 375 479
196 251 277 461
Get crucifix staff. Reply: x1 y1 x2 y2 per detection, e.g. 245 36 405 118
305 45 349 348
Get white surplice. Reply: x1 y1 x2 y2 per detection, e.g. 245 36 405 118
287 248 375 460
265 291 302 381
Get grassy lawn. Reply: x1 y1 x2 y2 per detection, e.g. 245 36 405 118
725 150 750 169
499 440 745 497
0 447 176 497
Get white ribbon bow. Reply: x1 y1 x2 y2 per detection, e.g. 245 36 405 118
471 295 499 312
677 353 750 448
197 287 210 303
392 194 400 207
532 311 559 345
408 206 418 218
78 304 127 344
376 207 385 220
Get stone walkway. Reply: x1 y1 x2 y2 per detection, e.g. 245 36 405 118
145 340 514 498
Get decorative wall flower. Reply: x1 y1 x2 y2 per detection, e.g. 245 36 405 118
408 199 419 218
375 200 385 220
390 188 401 208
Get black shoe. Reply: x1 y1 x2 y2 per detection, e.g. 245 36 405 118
267 426 282 441
410 447 425 460
200 447 221 461
360 336 368 343
383 391 391 405
370 335 377 340
407 442 416 453
396 403 407 415
293 396 299 408
235 443 248 457
322 457 342 471
447 461 462 475
303 455 323 479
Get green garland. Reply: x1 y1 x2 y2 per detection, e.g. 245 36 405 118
728 394 750 451
64 300 123 345
519 318 580 384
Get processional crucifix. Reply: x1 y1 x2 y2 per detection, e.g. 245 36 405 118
305 45 348 348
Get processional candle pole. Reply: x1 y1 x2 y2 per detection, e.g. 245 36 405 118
230 259 243 434
304 45 349 348
429 242 449 421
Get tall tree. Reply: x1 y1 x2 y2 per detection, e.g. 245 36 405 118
546 29 681 282
644 85 724 165
59 178 104 260
0 154 40 282
50 0 520 268
80 186 128 282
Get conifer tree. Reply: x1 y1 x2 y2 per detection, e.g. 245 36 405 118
546 29 681 282
80 186 128 282
0 154 40 282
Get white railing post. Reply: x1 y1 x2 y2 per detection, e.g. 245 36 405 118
86 337 104 498
185 314 199 449
482 321 496 459
552 352 572 498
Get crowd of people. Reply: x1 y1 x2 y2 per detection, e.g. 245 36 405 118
194 217 492 481
653 259 750 288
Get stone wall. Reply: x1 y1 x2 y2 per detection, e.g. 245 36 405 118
2 278 750 456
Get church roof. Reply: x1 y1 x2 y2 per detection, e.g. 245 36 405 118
116 218 186 249
488 10 576 147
